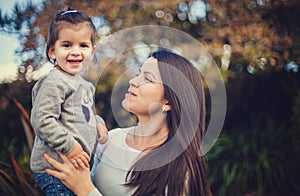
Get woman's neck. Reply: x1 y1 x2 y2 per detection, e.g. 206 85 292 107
127 123 169 151
127 107 169 151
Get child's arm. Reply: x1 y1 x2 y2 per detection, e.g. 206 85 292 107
96 122 108 144
95 115 108 144
67 142 90 169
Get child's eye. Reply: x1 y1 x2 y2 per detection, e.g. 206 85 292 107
80 44 89 48
63 43 71 48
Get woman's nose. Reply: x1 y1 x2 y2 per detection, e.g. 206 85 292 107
129 76 140 87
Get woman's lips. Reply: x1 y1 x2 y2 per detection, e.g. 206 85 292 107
127 90 137 96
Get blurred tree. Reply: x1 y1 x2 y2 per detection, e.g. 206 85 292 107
224 70 300 130
199 0 300 73
292 91 300 125
1 0 299 78
0 81 33 153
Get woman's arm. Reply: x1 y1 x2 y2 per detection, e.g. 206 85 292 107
44 153 102 196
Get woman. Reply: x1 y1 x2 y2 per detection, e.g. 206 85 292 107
45 49 212 196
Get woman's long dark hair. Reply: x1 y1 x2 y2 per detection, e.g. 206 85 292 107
125 50 212 196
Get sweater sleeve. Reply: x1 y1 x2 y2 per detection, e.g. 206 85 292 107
31 77 76 154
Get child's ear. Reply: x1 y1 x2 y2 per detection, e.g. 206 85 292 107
92 45 96 55
48 47 56 60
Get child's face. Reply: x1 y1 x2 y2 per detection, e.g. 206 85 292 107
48 23 96 76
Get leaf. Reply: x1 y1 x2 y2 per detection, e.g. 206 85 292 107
0 169 18 187
4 147 39 196
0 170 19 195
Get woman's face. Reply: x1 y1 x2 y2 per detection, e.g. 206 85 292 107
122 57 167 118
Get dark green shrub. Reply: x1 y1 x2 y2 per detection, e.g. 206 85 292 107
207 116 299 196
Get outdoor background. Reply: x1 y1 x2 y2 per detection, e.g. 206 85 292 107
0 0 299 195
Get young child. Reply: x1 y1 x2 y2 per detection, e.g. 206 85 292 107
30 8 108 195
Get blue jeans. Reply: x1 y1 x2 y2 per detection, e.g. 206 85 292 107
34 172 75 196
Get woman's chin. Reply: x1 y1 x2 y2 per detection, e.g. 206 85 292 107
121 99 131 112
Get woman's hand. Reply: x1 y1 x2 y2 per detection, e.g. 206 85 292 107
44 152 96 196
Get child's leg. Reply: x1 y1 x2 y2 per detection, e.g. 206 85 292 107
34 172 75 196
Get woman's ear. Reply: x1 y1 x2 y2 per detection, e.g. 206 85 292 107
164 104 171 111
162 103 171 112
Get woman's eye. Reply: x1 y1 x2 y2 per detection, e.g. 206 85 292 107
134 70 153 83
145 76 153 82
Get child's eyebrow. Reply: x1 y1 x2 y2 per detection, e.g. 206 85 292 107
80 41 92 44
60 40 72 44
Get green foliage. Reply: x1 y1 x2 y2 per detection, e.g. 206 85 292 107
224 70 300 130
292 90 300 125
207 115 299 195
0 145 43 196
0 81 34 156
207 69 300 195
0 82 39 195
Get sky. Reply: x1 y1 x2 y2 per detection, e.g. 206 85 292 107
0 0 46 82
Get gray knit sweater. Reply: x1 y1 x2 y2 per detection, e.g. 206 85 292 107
30 68 102 173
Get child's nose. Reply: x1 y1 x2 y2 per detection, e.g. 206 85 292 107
70 46 80 55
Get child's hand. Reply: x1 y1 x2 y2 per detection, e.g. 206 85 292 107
96 122 108 144
67 142 90 170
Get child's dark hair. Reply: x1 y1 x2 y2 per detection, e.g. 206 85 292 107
46 7 97 64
